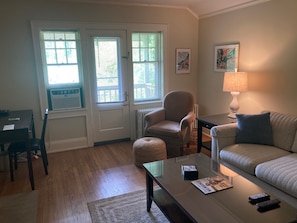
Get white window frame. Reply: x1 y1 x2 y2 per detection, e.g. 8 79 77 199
41 30 81 87
31 21 169 116
31 21 87 116
132 32 163 102
127 24 168 106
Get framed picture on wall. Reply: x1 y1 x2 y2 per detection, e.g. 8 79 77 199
176 48 191 74
214 43 239 72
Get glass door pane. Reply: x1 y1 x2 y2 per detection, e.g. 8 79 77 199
93 37 122 103
89 30 130 143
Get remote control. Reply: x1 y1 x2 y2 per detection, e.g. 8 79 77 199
249 193 270 204
256 199 280 212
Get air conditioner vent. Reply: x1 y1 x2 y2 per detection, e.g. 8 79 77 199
50 88 82 110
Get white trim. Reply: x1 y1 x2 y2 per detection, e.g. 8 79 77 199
47 137 88 153
57 0 189 11
31 20 169 147
31 20 169 114
55 0 271 20
199 0 271 19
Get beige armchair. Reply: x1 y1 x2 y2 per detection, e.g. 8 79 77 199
144 91 195 157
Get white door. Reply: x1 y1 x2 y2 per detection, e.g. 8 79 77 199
88 30 130 143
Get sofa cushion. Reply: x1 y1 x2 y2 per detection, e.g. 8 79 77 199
291 131 297 153
235 112 273 145
255 153 297 199
269 111 297 152
220 144 289 175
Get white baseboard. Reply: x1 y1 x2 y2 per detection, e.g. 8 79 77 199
47 137 88 153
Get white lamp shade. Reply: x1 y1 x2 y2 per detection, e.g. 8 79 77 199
223 72 248 92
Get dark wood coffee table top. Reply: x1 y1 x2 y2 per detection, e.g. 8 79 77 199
143 153 297 223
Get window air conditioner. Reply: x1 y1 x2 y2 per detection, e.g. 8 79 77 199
50 88 82 110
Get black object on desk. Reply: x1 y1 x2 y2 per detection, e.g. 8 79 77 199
197 113 236 153
0 110 9 116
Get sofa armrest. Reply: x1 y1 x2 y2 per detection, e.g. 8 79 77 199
210 123 238 161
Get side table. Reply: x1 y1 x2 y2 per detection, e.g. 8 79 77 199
197 113 236 153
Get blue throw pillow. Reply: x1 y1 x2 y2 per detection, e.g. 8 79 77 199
235 112 273 145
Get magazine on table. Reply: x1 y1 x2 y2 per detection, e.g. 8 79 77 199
191 175 233 194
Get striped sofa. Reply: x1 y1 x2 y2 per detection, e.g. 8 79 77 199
211 111 297 207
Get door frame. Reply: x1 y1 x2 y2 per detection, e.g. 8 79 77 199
84 23 169 145
87 29 131 144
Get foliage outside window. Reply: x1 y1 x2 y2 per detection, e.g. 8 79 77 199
41 31 81 86
132 32 162 102
93 37 121 103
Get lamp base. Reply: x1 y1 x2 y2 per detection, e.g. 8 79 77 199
227 112 237 119
228 92 240 119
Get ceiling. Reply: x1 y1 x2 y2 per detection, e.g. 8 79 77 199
60 0 270 18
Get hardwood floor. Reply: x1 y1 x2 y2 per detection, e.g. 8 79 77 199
0 135 211 223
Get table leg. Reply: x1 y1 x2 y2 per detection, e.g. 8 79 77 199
197 121 203 153
31 121 36 139
26 149 35 190
146 172 153 212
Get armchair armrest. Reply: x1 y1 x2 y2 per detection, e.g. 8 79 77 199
210 123 238 161
180 112 195 129
144 108 165 129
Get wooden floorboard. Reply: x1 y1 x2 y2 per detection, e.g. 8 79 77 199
0 135 211 223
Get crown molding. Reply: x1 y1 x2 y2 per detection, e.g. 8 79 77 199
55 0 271 20
199 0 271 19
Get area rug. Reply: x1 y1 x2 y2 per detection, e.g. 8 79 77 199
87 189 169 223
0 190 38 223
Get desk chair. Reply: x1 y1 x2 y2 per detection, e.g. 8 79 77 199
0 128 34 189
8 108 49 190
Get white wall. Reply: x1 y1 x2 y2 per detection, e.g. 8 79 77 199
0 0 198 152
197 0 297 116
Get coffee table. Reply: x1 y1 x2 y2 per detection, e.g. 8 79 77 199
143 153 297 223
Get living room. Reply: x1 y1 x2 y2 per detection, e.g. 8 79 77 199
1 0 296 153
1 0 297 222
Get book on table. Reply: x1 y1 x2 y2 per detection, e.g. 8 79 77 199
191 176 233 194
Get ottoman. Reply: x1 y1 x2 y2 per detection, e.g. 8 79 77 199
133 137 167 167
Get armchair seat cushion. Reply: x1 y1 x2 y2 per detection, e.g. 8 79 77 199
146 121 181 138
220 144 289 174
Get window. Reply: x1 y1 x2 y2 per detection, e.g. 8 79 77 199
36 30 84 110
32 21 167 114
132 32 163 102
93 37 122 103
41 31 81 86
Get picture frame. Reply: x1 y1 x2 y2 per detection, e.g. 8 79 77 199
176 48 191 74
214 43 239 72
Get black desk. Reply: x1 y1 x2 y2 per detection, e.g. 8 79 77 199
197 113 236 153
0 110 36 189
0 110 35 137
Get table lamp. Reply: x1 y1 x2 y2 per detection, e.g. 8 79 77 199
223 72 248 119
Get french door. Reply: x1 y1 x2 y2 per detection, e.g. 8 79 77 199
88 30 130 143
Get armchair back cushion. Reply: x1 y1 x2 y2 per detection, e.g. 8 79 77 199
164 91 194 122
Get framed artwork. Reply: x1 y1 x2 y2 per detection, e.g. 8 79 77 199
214 43 239 72
176 48 191 74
